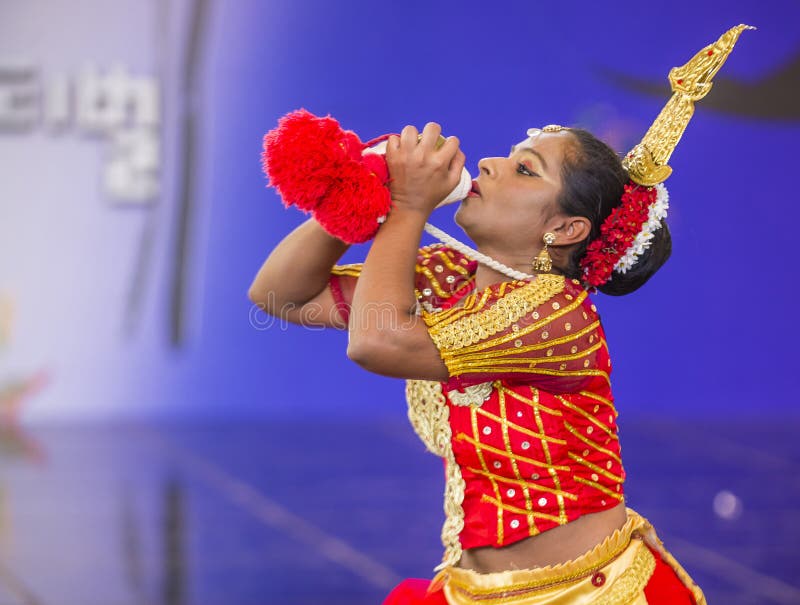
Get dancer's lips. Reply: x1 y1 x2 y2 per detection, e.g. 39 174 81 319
467 180 481 197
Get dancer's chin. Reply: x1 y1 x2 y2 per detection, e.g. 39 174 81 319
453 203 474 233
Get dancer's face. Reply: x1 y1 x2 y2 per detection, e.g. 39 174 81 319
455 130 574 256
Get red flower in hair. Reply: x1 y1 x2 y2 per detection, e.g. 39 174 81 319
580 183 657 287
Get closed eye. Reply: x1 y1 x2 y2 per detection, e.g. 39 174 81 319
517 162 540 177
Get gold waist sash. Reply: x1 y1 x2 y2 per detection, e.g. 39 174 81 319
436 508 705 605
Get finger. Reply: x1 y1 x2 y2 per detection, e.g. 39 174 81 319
400 124 418 149
448 149 467 182
385 134 400 159
439 135 461 163
419 122 442 149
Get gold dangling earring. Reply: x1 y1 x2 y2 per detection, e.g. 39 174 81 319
532 232 556 273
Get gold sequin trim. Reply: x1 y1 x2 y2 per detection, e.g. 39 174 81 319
423 275 565 349
530 388 567 523
405 380 465 569
448 326 603 364
416 245 474 299
419 244 473 276
502 386 562 416
480 495 561 524
592 542 656 605
443 534 638 599
475 407 567 445
330 263 363 277
470 406 505 544
448 348 602 376
574 476 625 501
447 382 493 407
456 433 570 471
429 285 495 325
568 453 624 482
466 466 579 501
453 322 600 362
444 542 652 605
557 397 617 439
450 367 610 386
441 291 589 355
564 422 622 463
429 287 589 372
417 266 465 298
578 390 618 416
498 389 536 535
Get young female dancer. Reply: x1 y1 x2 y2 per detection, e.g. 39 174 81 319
250 24 751 604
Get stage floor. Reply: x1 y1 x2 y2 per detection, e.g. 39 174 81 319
0 417 798 605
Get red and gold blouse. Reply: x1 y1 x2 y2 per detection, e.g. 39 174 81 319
330 244 624 569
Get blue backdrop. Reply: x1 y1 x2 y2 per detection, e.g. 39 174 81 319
3 0 797 422
1 5 797 604
191 0 797 421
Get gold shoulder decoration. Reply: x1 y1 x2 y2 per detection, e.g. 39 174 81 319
405 379 466 569
623 24 754 186
424 275 565 351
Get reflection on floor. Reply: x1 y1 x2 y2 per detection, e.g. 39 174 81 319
0 417 798 605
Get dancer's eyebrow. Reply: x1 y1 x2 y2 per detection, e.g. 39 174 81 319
510 145 549 172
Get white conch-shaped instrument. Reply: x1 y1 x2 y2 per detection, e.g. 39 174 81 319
363 139 472 208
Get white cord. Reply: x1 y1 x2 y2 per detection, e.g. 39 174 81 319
423 223 535 281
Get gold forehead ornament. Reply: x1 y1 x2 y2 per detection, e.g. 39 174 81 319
527 125 567 136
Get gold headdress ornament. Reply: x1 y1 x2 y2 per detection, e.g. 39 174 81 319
623 24 755 186
579 24 754 288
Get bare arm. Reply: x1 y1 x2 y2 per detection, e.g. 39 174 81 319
347 123 464 380
248 218 350 329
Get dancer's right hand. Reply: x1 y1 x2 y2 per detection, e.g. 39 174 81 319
385 122 465 217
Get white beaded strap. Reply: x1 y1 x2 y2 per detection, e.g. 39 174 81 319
423 223 534 281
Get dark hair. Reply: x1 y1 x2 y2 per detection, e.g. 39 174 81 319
556 128 671 296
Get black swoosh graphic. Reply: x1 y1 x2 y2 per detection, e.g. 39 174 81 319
599 52 800 120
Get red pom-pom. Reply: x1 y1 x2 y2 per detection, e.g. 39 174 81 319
262 109 363 211
262 109 395 243
361 152 390 186
313 160 392 244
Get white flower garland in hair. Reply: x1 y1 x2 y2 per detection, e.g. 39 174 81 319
613 183 670 274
